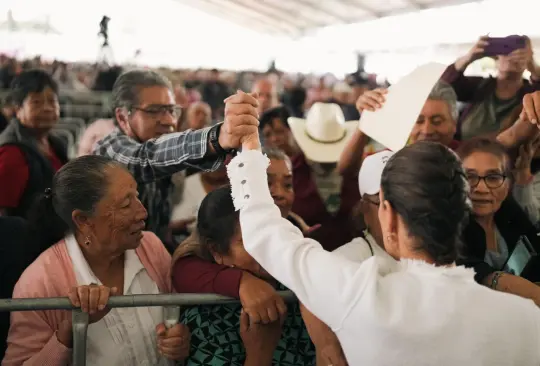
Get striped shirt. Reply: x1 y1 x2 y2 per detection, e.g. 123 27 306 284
93 127 224 248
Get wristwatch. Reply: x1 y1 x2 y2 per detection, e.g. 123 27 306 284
208 122 234 155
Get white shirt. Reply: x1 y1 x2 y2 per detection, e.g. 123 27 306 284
333 233 393 263
65 235 168 366
171 173 207 232
228 150 540 366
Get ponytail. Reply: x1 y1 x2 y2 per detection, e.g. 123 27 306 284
26 188 69 252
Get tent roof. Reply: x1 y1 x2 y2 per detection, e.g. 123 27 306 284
175 0 480 37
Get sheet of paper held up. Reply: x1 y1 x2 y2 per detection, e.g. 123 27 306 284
358 62 447 152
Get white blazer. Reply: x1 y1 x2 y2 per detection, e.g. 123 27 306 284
227 150 540 366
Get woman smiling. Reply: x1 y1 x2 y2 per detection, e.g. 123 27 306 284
3 155 190 366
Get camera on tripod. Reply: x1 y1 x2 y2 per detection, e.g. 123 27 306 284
98 16 110 47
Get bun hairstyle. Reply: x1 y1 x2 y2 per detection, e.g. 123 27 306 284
27 155 122 250
381 141 471 265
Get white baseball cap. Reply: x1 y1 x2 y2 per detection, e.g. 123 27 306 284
359 150 394 196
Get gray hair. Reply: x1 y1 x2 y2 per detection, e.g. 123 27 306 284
111 69 173 112
428 81 458 122
262 147 291 168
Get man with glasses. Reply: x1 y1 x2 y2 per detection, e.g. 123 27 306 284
94 69 258 251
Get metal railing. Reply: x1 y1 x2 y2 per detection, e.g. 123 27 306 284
0 291 296 365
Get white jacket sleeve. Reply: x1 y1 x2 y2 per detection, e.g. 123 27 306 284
227 150 384 330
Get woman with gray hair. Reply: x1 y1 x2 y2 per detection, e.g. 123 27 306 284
3 155 190 365
338 80 460 176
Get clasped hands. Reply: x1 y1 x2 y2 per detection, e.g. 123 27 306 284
219 90 262 151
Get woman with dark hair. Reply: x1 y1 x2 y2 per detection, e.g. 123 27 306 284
171 148 334 365
227 92 540 364
0 69 68 218
458 137 540 289
3 155 190 366
175 186 316 366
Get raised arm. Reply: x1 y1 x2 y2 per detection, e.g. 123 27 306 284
441 36 489 102
93 126 224 184
93 101 260 184
229 149 364 328
337 89 386 176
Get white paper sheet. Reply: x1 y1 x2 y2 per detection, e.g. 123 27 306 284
358 62 447 152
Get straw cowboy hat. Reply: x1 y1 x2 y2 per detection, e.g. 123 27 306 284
288 102 358 163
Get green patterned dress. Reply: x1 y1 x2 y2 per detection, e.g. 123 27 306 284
181 284 316 365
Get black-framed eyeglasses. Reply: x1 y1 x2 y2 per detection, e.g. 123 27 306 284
131 104 182 119
467 173 507 189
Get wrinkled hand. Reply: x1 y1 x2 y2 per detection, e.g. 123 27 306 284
520 91 540 127
220 90 260 150
239 272 287 324
455 36 489 71
155 323 191 361
356 88 388 112
514 136 540 184
240 308 285 365
68 284 117 323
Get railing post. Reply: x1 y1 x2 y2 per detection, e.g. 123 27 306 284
72 309 89 366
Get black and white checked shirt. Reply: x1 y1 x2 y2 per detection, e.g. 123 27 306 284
93 127 224 244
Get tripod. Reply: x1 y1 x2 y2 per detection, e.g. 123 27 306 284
97 16 113 65
97 43 115 66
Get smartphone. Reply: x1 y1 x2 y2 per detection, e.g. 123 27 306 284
504 235 537 276
484 35 527 57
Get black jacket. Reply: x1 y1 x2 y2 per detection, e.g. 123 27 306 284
0 120 68 218
459 196 540 283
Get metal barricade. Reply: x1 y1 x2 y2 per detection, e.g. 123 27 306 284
0 291 296 365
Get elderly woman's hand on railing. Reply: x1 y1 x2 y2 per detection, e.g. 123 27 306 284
155 322 191 360
56 284 117 347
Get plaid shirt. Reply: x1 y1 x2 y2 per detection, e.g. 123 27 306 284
93 127 224 245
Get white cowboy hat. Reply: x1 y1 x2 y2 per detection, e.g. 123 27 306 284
288 102 357 163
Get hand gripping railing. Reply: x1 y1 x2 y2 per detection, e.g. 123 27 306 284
0 291 296 365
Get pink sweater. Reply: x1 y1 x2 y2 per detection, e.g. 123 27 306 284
2 231 172 366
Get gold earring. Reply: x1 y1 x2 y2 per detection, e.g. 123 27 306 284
84 236 91 246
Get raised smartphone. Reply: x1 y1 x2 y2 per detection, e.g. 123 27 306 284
484 35 527 57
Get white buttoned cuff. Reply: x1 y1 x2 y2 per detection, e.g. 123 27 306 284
227 149 272 211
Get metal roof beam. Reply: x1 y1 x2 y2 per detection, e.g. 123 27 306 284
293 0 350 24
232 0 323 28
205 0 301 35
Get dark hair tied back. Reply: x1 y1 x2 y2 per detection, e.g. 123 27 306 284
197 186 239 260
381 142 471 265
28 155 121 251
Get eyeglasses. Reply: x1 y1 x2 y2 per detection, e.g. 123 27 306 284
131 105 182 119
467 173 507 189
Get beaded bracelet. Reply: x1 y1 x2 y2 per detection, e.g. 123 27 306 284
490 271 505 290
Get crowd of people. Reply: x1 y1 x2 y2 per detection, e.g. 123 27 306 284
1 34 540 365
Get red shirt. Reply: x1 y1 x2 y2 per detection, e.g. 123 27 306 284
0 145 64 208
290 153 360 251
172 217 321 297
172 256 243 297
